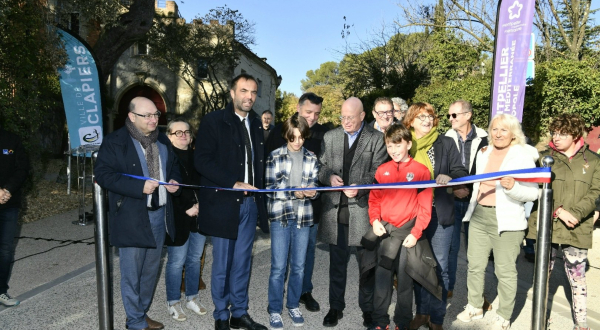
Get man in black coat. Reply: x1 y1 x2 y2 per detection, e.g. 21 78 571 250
265 92 329 312
95 97 181 330
0 127 29 307
195 73 268 330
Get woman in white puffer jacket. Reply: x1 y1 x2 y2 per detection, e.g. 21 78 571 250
456 114 539 330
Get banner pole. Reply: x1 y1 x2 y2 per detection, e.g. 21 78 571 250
488 0 503 123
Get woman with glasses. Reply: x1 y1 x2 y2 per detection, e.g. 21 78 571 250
164 118 208 321
527 113 599 330
402 103 467 330
456 114 539 330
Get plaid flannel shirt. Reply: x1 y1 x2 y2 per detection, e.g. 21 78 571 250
265 145 320 228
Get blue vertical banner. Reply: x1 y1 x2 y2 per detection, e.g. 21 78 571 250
56 28 103 152
490 0 536 122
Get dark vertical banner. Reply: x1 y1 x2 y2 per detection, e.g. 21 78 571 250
56 28 103 151
490 0 536 122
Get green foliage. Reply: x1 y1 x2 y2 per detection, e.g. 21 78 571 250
525 58 600 140
301 61 341 92
413 71 491 134
275 91 298 124
0 0 66 152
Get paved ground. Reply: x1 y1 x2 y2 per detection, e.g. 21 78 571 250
0 208 599 330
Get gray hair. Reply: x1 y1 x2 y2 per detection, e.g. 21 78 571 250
391 97 408 112
450 99 473 113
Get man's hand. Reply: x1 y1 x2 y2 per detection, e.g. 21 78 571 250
303 185 317 198
165 179 180 193
0 189 7 205
343 184 358 198
453 186 470 199
233 181 258 195
372 220 386 236
435 174 452 186
330 174 344 187
185 203 199 217
500 177 515 190
143 180 160 194
402 234 417 248
557 207 579 228
294 190 305 199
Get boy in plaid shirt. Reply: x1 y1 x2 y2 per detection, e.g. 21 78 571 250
265 113 319 329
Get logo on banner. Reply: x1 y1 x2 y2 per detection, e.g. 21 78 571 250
79 126 102 145
508 1 523 19
2 149 13 155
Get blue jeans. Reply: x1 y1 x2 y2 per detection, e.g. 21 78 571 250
268 220 310 313
414 209 453 325
448 200 469 291
165 232 207 304
211 197 257 321
0 208 19 295
120 208 165 330
302 223 318 294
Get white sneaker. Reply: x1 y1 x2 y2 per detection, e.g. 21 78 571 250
0 293 19 307
456 304 483 322
492 315 511 330
168 302 187 321
185 297 208 315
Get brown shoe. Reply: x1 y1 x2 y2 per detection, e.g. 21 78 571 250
447 290 453 299
199 276 207 290
482 296 493 311
146 316 164 330
428 321 443 330
409 314 429 330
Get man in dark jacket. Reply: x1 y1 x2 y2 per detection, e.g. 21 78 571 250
95 97 181 330
265 92 329 312
0 127 29 307
195 73 268 330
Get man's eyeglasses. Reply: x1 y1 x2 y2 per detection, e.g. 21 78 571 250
416 114 435 122
551 132 570 140
446 112 468 119
374 110 393 118
169 130 192 137
132 112 161 120
339 115 357 122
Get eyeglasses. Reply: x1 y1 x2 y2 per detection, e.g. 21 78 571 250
339 115 357 122
446 112 469 119
416 114 435 122
132 112 161 120
551 132 570 140
169 130 191 137
374 110 393 118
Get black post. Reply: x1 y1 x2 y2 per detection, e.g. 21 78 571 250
531 155 554 330
93 151 112 330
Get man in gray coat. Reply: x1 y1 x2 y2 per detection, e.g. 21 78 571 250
318 97 388 328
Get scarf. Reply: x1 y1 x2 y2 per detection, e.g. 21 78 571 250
126 117 160 180
409 128 438 179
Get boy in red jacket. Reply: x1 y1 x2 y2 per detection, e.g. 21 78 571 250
366 124 433 330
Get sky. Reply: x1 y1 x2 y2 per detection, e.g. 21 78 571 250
176 0 403 96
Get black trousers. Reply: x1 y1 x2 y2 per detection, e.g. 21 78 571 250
373 239 414 328
329 223 374 312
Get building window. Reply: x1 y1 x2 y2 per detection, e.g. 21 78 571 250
257 78 262 97
197 58 209 79
135 42 148 56
69 13 80 35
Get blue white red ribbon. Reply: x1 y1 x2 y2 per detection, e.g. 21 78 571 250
122 167 550 193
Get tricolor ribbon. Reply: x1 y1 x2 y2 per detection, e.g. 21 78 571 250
122 167 550 193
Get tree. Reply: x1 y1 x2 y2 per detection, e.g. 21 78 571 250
0 0 67 154
301 61 341 92
275 91 298 124
145 6 256 117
